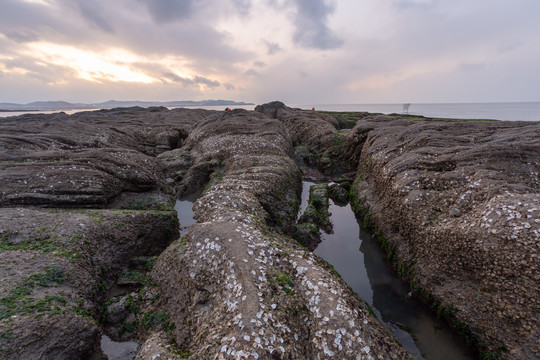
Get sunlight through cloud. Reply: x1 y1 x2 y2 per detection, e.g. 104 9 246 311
26 42 156 84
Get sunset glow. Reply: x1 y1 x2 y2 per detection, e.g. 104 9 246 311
26 43 156 83
1 0 539 103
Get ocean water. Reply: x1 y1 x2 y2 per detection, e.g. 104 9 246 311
182 102 540 121
299 102 540 122
1 102 539 121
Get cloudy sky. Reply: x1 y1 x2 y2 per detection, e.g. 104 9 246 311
1 0 539 104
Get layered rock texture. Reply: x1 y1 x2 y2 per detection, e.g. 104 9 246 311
342 116 540 359
256 102 539 359
1 106 411 359
1 102 538 359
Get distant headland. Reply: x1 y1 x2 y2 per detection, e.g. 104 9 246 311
0 99 253 111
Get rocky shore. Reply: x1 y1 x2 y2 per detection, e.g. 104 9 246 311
1 106 410 359
0 103 538 359
342 114 540 359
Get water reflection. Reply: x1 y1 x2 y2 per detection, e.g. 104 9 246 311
297 181 316 219
100 334 138 360
174 192 199 236
311 185 475 360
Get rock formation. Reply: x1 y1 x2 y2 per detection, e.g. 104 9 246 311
0 106 411 359
1 102 538 359
343 116 540 359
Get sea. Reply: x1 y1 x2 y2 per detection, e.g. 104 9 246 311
1 102 539 121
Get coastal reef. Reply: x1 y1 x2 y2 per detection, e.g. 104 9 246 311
0 107 410 359
0 102 538 359
258 102 539 359
340 114 540 359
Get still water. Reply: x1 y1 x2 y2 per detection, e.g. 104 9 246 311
308 184 476 359
173 184 475 358
297 102 540 122
174 192 198 236
99 335 138 360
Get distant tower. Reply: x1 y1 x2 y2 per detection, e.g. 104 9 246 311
402 103 411 114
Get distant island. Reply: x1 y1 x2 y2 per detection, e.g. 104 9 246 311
0 99 253 111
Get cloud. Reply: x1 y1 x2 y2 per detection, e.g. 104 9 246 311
291 0 343 50
5 29 40 43
76 0 114 33
264 40 283 55
1 0 540 105
162 72 194 86
162 72 220 88
139 0 195 23
193 75 220 88
231 0 252 16
393 0 435 10
244 69 260 77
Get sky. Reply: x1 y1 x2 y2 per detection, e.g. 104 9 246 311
1 0 539 105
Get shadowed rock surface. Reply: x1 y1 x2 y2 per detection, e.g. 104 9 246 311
0 208 178 359
343 116 540 359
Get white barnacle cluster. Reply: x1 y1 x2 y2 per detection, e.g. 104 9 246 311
175 114 396 358
287 252 375 358
185 198 299 357
478 192 540 243
190 236 225 281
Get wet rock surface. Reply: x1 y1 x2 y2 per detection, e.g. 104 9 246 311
344 116 540 359
1 106 411 359
294 183 332 250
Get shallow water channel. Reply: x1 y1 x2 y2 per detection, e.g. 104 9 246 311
174 191 199 236
304 182 476 359
173 184 475 359
99 335 139 360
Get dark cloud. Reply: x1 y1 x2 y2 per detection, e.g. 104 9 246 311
139 0 195 23
393 0 435 10
224 83 235 90
254 61 266 67
244 69 260 77
231 0 252 16
291 0 343 50
5 29 41 43
162 72 220 88
193 75 220 88
76 0 114 33
162 72 194 86
264 40 283 55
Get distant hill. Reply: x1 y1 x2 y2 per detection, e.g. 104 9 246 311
0 99 254 111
